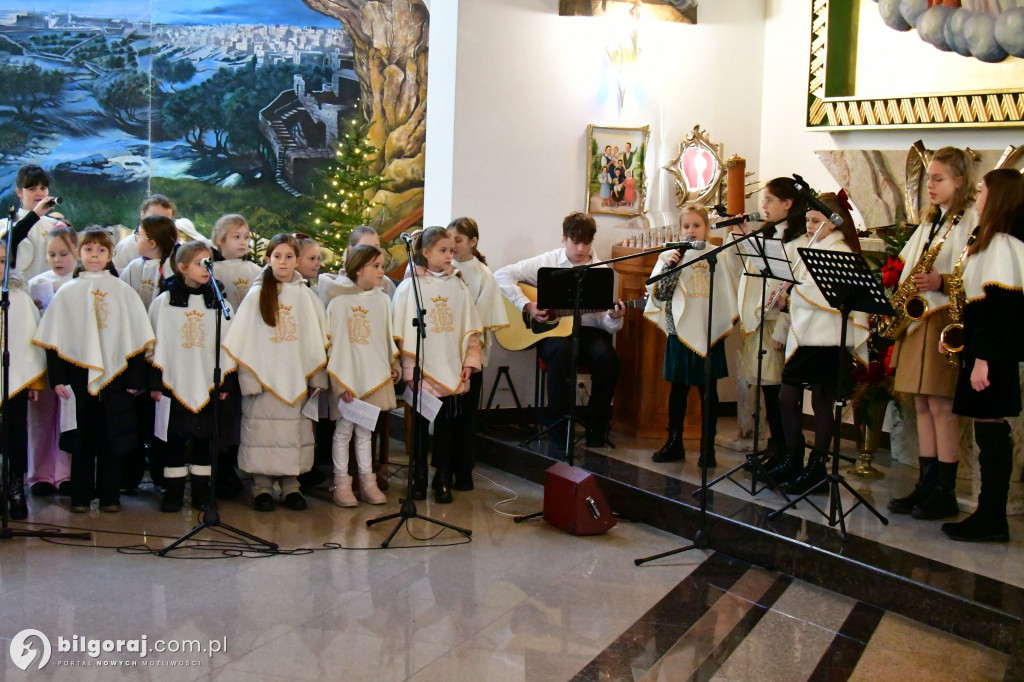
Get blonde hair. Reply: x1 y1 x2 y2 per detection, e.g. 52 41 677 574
678 202 710 228
924 147 976 223
212 214 249 249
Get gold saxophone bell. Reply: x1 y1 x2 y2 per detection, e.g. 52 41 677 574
904 294 927 321
939 323 964 354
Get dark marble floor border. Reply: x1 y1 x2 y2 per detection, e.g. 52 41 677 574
476 425 1024 654
571 552 752 681
807 602 885 681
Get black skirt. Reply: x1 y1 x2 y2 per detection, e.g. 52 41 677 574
953 355 1021 419
781 346 842 388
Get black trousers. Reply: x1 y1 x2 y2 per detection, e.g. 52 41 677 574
538 327 620 427
1 391 29 474
71 391 120 505
455 372 483 476
160 436 212 470
414 395 468 471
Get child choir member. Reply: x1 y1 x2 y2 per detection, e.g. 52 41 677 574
0 237 48 519
775 193 868 494
888 147 978 520
210 214 262 310
112 195 177 271
321 244 397 506
222 234 328 512
645 203 738 467
25 227 77 497
393 226 482 503
730 178 807 475
4 165 62 280
447 217 509 488
943 168 1024 542
33 228 154 513
147 241 238 512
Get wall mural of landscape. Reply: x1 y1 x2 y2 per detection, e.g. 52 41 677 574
0 0 426 239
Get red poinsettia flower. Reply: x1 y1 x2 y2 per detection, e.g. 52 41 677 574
884 345 895 375
881 257 904 289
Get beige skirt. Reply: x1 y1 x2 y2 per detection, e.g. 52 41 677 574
738 318 784 385
892 310 958 398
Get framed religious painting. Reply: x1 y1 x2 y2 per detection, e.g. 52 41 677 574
808 0 1024 130
586 124 649 216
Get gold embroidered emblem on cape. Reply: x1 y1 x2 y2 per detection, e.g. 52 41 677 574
211 258 263 310
33 271 155 394
644 246 738 356
393 272 482 394
326 281 399 399
149 291 236 412
222 272 327 406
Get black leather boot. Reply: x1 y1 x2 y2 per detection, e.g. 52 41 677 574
761 444 804 487
888 457 937 514
780 449 828 495
411 460 428 501
432 467 453 504
943 422 1011 542
8 472 27 521
652 427 685 463
912 460 959 520
160 477 185 513
190 476 210 510
755 438 786 472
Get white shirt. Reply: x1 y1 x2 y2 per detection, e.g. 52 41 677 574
493 247 623 334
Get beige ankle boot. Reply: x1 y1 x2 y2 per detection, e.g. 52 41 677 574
356 473 386 505
332 475 357 507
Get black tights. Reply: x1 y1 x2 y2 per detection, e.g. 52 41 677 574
779 381 836 456
668 381 718 452
760 384 784 444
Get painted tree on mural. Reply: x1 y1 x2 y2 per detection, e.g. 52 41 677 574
302 0 427 225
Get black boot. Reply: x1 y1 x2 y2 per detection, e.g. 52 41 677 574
652 427 685 463
780 449 828 495
432 467 453 504
888 457 937 514
411 460 428 501
761 444 804 487
697 447 718 468
943 422 1011 542
215 447 243 500
190 476 210 510
160 477 185 513
912 460 959 520
755 438 786 472
697 419 718 468
8 472 27 521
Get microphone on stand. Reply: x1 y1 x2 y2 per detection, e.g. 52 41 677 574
399 232 415 244
200 257 215 269
713 211 763 228
665 237 708 251
792 174 845 226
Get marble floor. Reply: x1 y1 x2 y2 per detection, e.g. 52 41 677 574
587 417 1024 589
0 457 1011 681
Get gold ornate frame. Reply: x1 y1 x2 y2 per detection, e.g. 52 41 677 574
807 0 1024 130
663 125 725 206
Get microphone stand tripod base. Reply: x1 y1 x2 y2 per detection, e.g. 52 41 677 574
366 496 472 549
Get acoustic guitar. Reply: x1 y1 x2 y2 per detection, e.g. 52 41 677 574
494 283 648 351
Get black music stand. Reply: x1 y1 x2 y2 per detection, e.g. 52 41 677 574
695 234 796 501
520 267 615 456
767 247 893 539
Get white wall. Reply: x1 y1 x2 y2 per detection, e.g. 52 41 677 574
758 0 1024 195
445 0 768 407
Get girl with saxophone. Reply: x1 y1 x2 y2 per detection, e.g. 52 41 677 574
943 169 1024 542
887 147 978 521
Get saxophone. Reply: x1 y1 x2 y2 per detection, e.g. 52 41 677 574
938 228 978 365
878 210 965 341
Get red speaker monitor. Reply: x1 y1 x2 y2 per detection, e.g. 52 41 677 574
542 462 616 536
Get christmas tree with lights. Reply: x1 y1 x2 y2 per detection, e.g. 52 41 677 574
307 108 387 256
